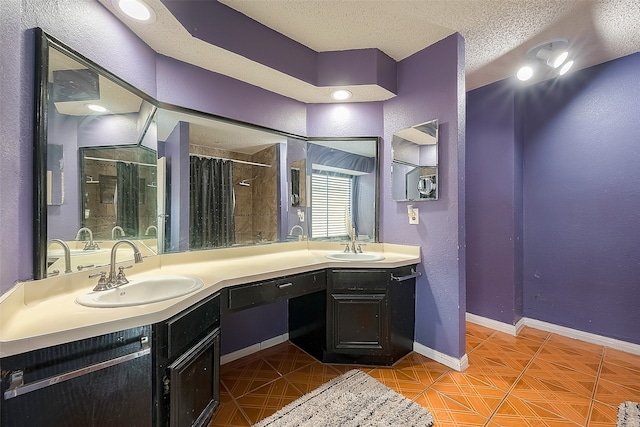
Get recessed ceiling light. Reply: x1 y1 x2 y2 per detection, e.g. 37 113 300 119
550 50 569 68
516 65 534 81
113 0 156 22
559 60 574 76
86 104 107 113
331 90 352 101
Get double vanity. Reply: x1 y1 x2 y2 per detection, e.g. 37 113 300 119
0 242 420 427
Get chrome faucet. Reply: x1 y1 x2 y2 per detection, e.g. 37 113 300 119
89 239 143 291
144 225 157 236
47 239 72 274
288 225 304 239
343 227 362 253
111 225 125 240
75 227 99 250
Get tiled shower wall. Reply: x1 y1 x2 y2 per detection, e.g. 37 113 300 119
82 148 157 240
189 144 277 244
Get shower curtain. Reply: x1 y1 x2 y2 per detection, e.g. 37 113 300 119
116 162 140 237
190 156 235 249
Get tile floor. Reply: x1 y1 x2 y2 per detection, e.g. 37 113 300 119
209 322 640 426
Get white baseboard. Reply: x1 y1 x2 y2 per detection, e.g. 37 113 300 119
221 333 289 365
413 341 469 372
524 318 640 356
466 313 640 356
466 312 525 336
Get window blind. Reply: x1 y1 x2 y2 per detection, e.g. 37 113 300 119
311 173 352 238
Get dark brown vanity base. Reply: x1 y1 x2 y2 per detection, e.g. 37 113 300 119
290 266 417 366
1 265 417 426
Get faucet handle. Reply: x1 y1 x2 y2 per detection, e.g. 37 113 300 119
89 271 109 291
343 243 351 253
83 241 100 250
115 265 132 286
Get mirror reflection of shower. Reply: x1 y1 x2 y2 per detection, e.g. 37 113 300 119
80 146 158 241
238 177 258 187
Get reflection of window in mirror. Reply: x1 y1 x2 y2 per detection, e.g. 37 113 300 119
311 172 353 238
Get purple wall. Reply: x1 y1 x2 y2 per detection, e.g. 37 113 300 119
317 49 397 93
162 0 318 85
0 0 157 294
522 54 640 344
162 2 397 93
382 34 466 358
466 81 524 325
307 102 384 137
156 55 306 136
164 122 190 252
466 53 640 345
221 301 289 355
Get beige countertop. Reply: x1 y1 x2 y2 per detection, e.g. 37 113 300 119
0 241 420 357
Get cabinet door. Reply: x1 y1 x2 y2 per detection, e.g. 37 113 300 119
167 329 220 427
329 293 388 353
1 326 152 427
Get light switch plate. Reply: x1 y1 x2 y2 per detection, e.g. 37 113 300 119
409 208 419 224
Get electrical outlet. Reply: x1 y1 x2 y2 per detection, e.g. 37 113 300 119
297 209 305 222
409 208 419 224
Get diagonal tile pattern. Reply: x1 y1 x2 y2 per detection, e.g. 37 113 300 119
209 323 640 426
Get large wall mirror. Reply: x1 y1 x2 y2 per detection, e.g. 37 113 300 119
35 31 159 278
34 29 380 279
391 120 439 201
307 139 379 242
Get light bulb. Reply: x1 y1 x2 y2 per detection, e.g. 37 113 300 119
331 90 352 101
551 50 569 68
559 60 574 76
516 65 534 81
86 104 107 113
115 0 155 22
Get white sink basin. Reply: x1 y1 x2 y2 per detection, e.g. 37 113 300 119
76 275 204 308
325 252 385 262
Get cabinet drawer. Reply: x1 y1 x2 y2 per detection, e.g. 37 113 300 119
228 270 326 311
330 269 389 291
167 293 220 360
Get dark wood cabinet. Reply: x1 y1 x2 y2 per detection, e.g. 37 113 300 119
323 266 417 365
154 293 221 427
329 292 388 351
1 293 222 427
0 326 153 427
226 270 326 312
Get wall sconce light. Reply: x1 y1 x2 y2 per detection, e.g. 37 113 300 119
516 38 573 82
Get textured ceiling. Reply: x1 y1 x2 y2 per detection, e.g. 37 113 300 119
99 0 640 101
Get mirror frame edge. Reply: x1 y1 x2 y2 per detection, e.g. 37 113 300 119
34 28 48 280
33 29 383 279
